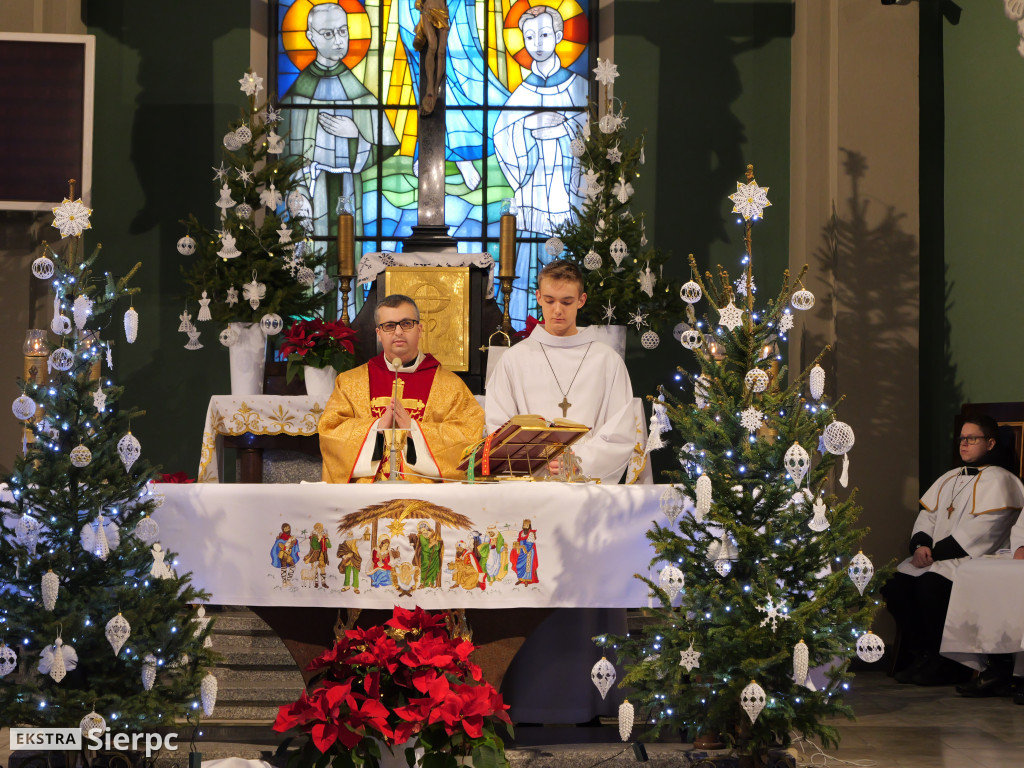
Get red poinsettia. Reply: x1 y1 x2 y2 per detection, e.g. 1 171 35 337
274 606 512 768
281 317 358 383
156 471 195 483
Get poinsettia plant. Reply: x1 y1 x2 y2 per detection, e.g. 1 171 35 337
274 606 513 768
280 317 358 383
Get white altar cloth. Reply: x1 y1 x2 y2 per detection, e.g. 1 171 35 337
357 251 495 297
940 556 1024 673
152 482 663 609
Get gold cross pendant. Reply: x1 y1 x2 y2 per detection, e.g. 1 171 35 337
558 396 571 417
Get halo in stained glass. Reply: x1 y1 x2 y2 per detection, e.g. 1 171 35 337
280 0 372 74
501 1 590 73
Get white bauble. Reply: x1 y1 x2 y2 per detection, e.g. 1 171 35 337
583 250 602 270
856 632 885 664
223 131 243 151
783 442 810 488
744 368 769 393
680 280 702 304
70 443 92 468
117 432 142 472
640 330 660 350
15 513 41 549
0 642 16 677
201 672 219 716
235 125 253 143
49 347 75 372
142 654 157 691
660 486 687 523
544 237 565 256
590 657 616 700
680 329 703 350
695 474 712 520
106 612 131 655
177 235 196 256
260 313 284 336
80 710 106 737
219 326 239 347
32 255 55 280
848 551 874 596
823 421 855 455
41 569 59 611
133 515 160 544
13 394 36 420
791 289 815 310
296 266 316 286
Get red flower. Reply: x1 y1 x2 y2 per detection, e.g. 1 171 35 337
515 315 544 340
157 471 194 483
387 605 449 635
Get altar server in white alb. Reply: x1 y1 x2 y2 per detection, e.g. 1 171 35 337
882 415 1024 685
485 259 637 483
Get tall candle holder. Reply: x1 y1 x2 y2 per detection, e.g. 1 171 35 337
337 196 356 325
498 200 517 338
22 329 49 386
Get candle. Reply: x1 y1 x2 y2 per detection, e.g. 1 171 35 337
337 212 355 276
499 214 516 278
22 329 48 385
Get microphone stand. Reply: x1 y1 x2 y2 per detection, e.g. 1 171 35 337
380 356 410 484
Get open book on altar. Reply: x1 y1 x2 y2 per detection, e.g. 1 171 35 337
458 415 590 479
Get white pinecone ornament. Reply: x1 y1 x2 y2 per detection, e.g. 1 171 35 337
41 569 59 611
809 364 825 400
793 640 810 687
106 612 131 655
618 700 635 742
124 306 139 344
142 654 157 691
201 672 219 716
590 657 616 700
695 474 712 521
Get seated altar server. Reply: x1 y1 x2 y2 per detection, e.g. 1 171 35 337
485 260 636 483
319 294 484 483
882 415 1024 685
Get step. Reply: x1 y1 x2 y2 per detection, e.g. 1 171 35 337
211 666 305 686
187 721 282 745
208 703 288 721
212 645 296 666
208 612 275 634
211 632 292 651
216 687 303 706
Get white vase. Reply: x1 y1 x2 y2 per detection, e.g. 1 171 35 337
375 740 425 768
303 365 338 403
227 322 267 396
589 324 627 359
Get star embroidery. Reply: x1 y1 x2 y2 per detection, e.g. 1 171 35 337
729 180 772 221
264 104 282 124
606 145 623 164
628 308 648 330
225 285 239 306
92 388 107 413
51 198 93 238
602 301 616 323
678 641 701 672
778 312 795 333
236 167 254 185
734 275 756 297
718 300 744 330
756 595 791 632
740 407 765 434
387 519 407 539
593 58 619 86
212 162 229 182
238 71 264 97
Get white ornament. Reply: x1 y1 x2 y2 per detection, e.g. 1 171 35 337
142 654 158 691
660 486 687 524
680 281 702 304
260 313 284 336
177 235 197 256
744 368 769 393
740 407 765 434
570 137 585 157
266 131 285 154
618 700 634 742
81 514 119 561
15 513 41 550
628 308 649 330
778 312 795 333
41 569 59 611
678 641 702 672
609 238 629 267
40 636 78 683
201 672 219 716
694 375 711 409
80 711 106 737
856 632 885 664
695 474 712 521
793 640 810 687
729 180 771 221
599 113 622 134
0 642 16 678
70 443 92 468
32 255 55 280
848 551 874 596
235 202 253 220
226 285 239 306
238 71 263 96
638 264 656 297
217 232 241 260
791 289 815 311
613 177 633 204
194 605 213 648
117 432 142 472
808 497 830 532
591 657 616 700
658 565 685 604
215 183 236 212
151 543 176 579
740 681 767 724
219 326 239 347
123 306 139 343
583 250 602 270
260 183 283 210
823 421 855 455
133 516 160 544
784 442 811 488
601 301 616 324
73 295 93 330
105 612 131 655
640 330 660 350
757 595 791 632
287 190 310 218
718 300 744 331
734 274 756 297
184 329 203 350
177 309 194 333
544 237 564 256
223 131 243 151
680 329 703 350
809 364 825 400
296 266 316 286
243 275 266 310
707 532 738 564
13 394 36 421
52 198 92 238
234 125 253 144
197 291 212 321
106 345 114 370
593 58 620 85
51 295 72 336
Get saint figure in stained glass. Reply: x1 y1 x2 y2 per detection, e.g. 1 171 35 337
281 2 400 236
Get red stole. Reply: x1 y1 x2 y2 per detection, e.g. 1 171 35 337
367 353 439 420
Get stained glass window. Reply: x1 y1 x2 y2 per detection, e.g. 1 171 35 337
273 0 593 326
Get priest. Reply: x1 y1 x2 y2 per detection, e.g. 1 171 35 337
882 415 1024 685
485 260 634 724
319 294 484 482
485 260 638 483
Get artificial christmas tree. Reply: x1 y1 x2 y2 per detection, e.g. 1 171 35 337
1 186 216 732
553 59 679 346
599 166 887 765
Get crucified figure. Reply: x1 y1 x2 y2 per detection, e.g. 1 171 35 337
413 0 450 116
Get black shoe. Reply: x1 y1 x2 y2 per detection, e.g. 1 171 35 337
957 666 1013 698
894 654 929 684
911 654 972 686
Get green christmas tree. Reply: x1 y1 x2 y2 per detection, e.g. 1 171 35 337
0 187 216 730
554 59 679 340
599 166 887 764
179 69 328 339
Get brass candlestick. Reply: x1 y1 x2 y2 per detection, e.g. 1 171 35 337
498 209 517 337
338 275 354 325
499 276 515 337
